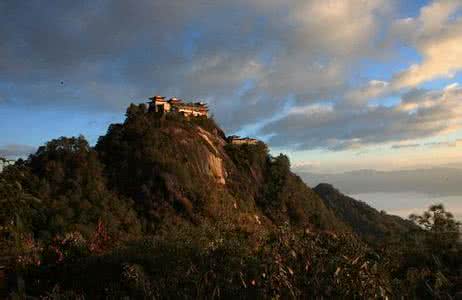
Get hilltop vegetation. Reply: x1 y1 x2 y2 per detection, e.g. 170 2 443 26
1 104 461 298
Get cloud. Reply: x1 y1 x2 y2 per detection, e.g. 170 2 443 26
424 141 458 148
0 144 36 159
391 1 462 88
391 143 420 149
0 0 392 132
1 0 461 153
392 139 462 150
343 80 390 107
261 83 462 150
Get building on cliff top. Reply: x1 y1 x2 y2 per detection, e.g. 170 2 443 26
148 95 209 117
228 135 259 145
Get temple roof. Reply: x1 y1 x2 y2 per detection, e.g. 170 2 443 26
149 95 166 101
168 98 183 103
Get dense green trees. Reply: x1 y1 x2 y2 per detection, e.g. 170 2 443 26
1 136 141 245
262 154 291 208
410 204 461 251
1 106 461 298
96 107 224 230
380 204 461 298
17 225 391 298
0 171 44 263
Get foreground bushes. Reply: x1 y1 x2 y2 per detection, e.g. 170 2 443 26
12 224 389 298
7 205 459 299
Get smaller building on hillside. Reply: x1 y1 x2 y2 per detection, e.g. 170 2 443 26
228 135 259 145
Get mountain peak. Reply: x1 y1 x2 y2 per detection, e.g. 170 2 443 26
314 183 337 193
92 102 348 232
314 182 416 243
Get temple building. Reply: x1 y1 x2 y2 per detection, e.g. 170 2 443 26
149 95 170 113
148 95 209 117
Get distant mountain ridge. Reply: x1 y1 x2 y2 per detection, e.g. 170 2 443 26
314 183 417 243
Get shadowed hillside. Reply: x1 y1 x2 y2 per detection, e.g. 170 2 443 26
94 103 346 233
1 101 460 298
314 183 417 244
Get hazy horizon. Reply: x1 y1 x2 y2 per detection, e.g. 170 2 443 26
350 192 462 221
298 166 462 220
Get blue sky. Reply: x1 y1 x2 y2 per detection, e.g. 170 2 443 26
1 0 462 173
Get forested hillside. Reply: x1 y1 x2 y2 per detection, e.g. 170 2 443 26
314 183 417 244
1 104 460 298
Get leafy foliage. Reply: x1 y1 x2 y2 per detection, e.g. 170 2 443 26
1 136 141 243
19 224 390 299
409 204 461 249
388 204 462 298
1 104 461 298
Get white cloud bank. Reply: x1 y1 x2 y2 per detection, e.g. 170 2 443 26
1 0 462 153
390 1 462 88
